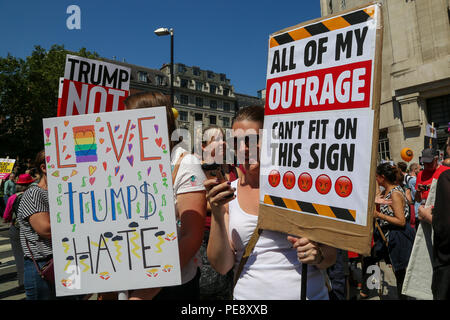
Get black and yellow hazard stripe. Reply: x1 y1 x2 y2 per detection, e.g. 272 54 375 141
270 6 375 48
263 194 356 222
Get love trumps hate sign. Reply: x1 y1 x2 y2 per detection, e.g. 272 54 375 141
43 107 181 296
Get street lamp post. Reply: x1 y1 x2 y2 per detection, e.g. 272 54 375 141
154 27 174 106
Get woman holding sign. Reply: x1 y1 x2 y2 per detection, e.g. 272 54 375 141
124 92 207 300
205 105 336 300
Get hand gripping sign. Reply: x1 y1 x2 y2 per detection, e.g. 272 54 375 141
258 3 383 256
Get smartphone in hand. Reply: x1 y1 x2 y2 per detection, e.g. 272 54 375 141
202 163 233 198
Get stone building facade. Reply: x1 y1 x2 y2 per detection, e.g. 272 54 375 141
159 63 237 135
105 59 263 148
320 0 450 163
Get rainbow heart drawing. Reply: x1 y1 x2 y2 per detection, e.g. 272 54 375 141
73 125 98 163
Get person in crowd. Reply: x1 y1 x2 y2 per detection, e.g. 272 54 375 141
124 91 207 300
4 172 16 207
0 179 6 218
202 125 240 181
417 138 450 224
406 163 420 229
397 162 415 227
326 249 349 300
3 173 35 289
429 140 450 299
358 183 392 299
415 148 449 206
198 125 237 300
16 150 54 300
372 163 415 300
443 135 450 167
205 105 336 300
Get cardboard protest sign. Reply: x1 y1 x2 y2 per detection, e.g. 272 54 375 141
57 55 130 116
0 158 16 180
259 3 382 255
424 123 437 149
43 107 180 296
402 178 438 299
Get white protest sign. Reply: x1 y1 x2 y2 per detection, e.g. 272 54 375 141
258 4 382 255
43 107 180 296
57 55 130 116
261 108 374 225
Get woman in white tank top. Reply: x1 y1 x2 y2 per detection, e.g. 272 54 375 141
205 106 336 300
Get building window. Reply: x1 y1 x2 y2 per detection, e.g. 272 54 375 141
220 74 226 82
178 64 186 73
196 81 203 91
180 95 189 105
207 71 214 79
195 97 203 107
223 117 230 127
180 79 188 88
209 115 216 125
378 130 391 162
426 94 450 150
223 88 230 96
179 110 188 121
138 71 147 82
210 100 217 109
223 102 230 112
195 113 203 121
210 85 216 94
193 67 201 76
155 75 164 85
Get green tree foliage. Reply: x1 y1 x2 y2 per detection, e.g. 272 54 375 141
0 44 99 159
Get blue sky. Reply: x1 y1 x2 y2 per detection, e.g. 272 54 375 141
0 0 321 96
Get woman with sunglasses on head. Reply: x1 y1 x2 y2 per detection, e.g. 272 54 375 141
198 125 241 300
205 105 336 300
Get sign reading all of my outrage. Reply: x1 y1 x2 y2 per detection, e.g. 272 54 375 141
43 107 180 296
259 4 382 255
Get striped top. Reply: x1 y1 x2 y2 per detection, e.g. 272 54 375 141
17 184 53 260
378 186 410 229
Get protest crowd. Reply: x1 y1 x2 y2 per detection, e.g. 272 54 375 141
1 91 449 301
1 3 449 302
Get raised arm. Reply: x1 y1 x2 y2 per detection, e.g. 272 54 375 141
205 179 236 275
176 190 207 269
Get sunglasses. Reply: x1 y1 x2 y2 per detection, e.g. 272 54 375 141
232 134 260 150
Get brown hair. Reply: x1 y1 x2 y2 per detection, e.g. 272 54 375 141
124 91 177 149
34 149 46 176
233 105 265 126
376 162 403 185
397 161 407 173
